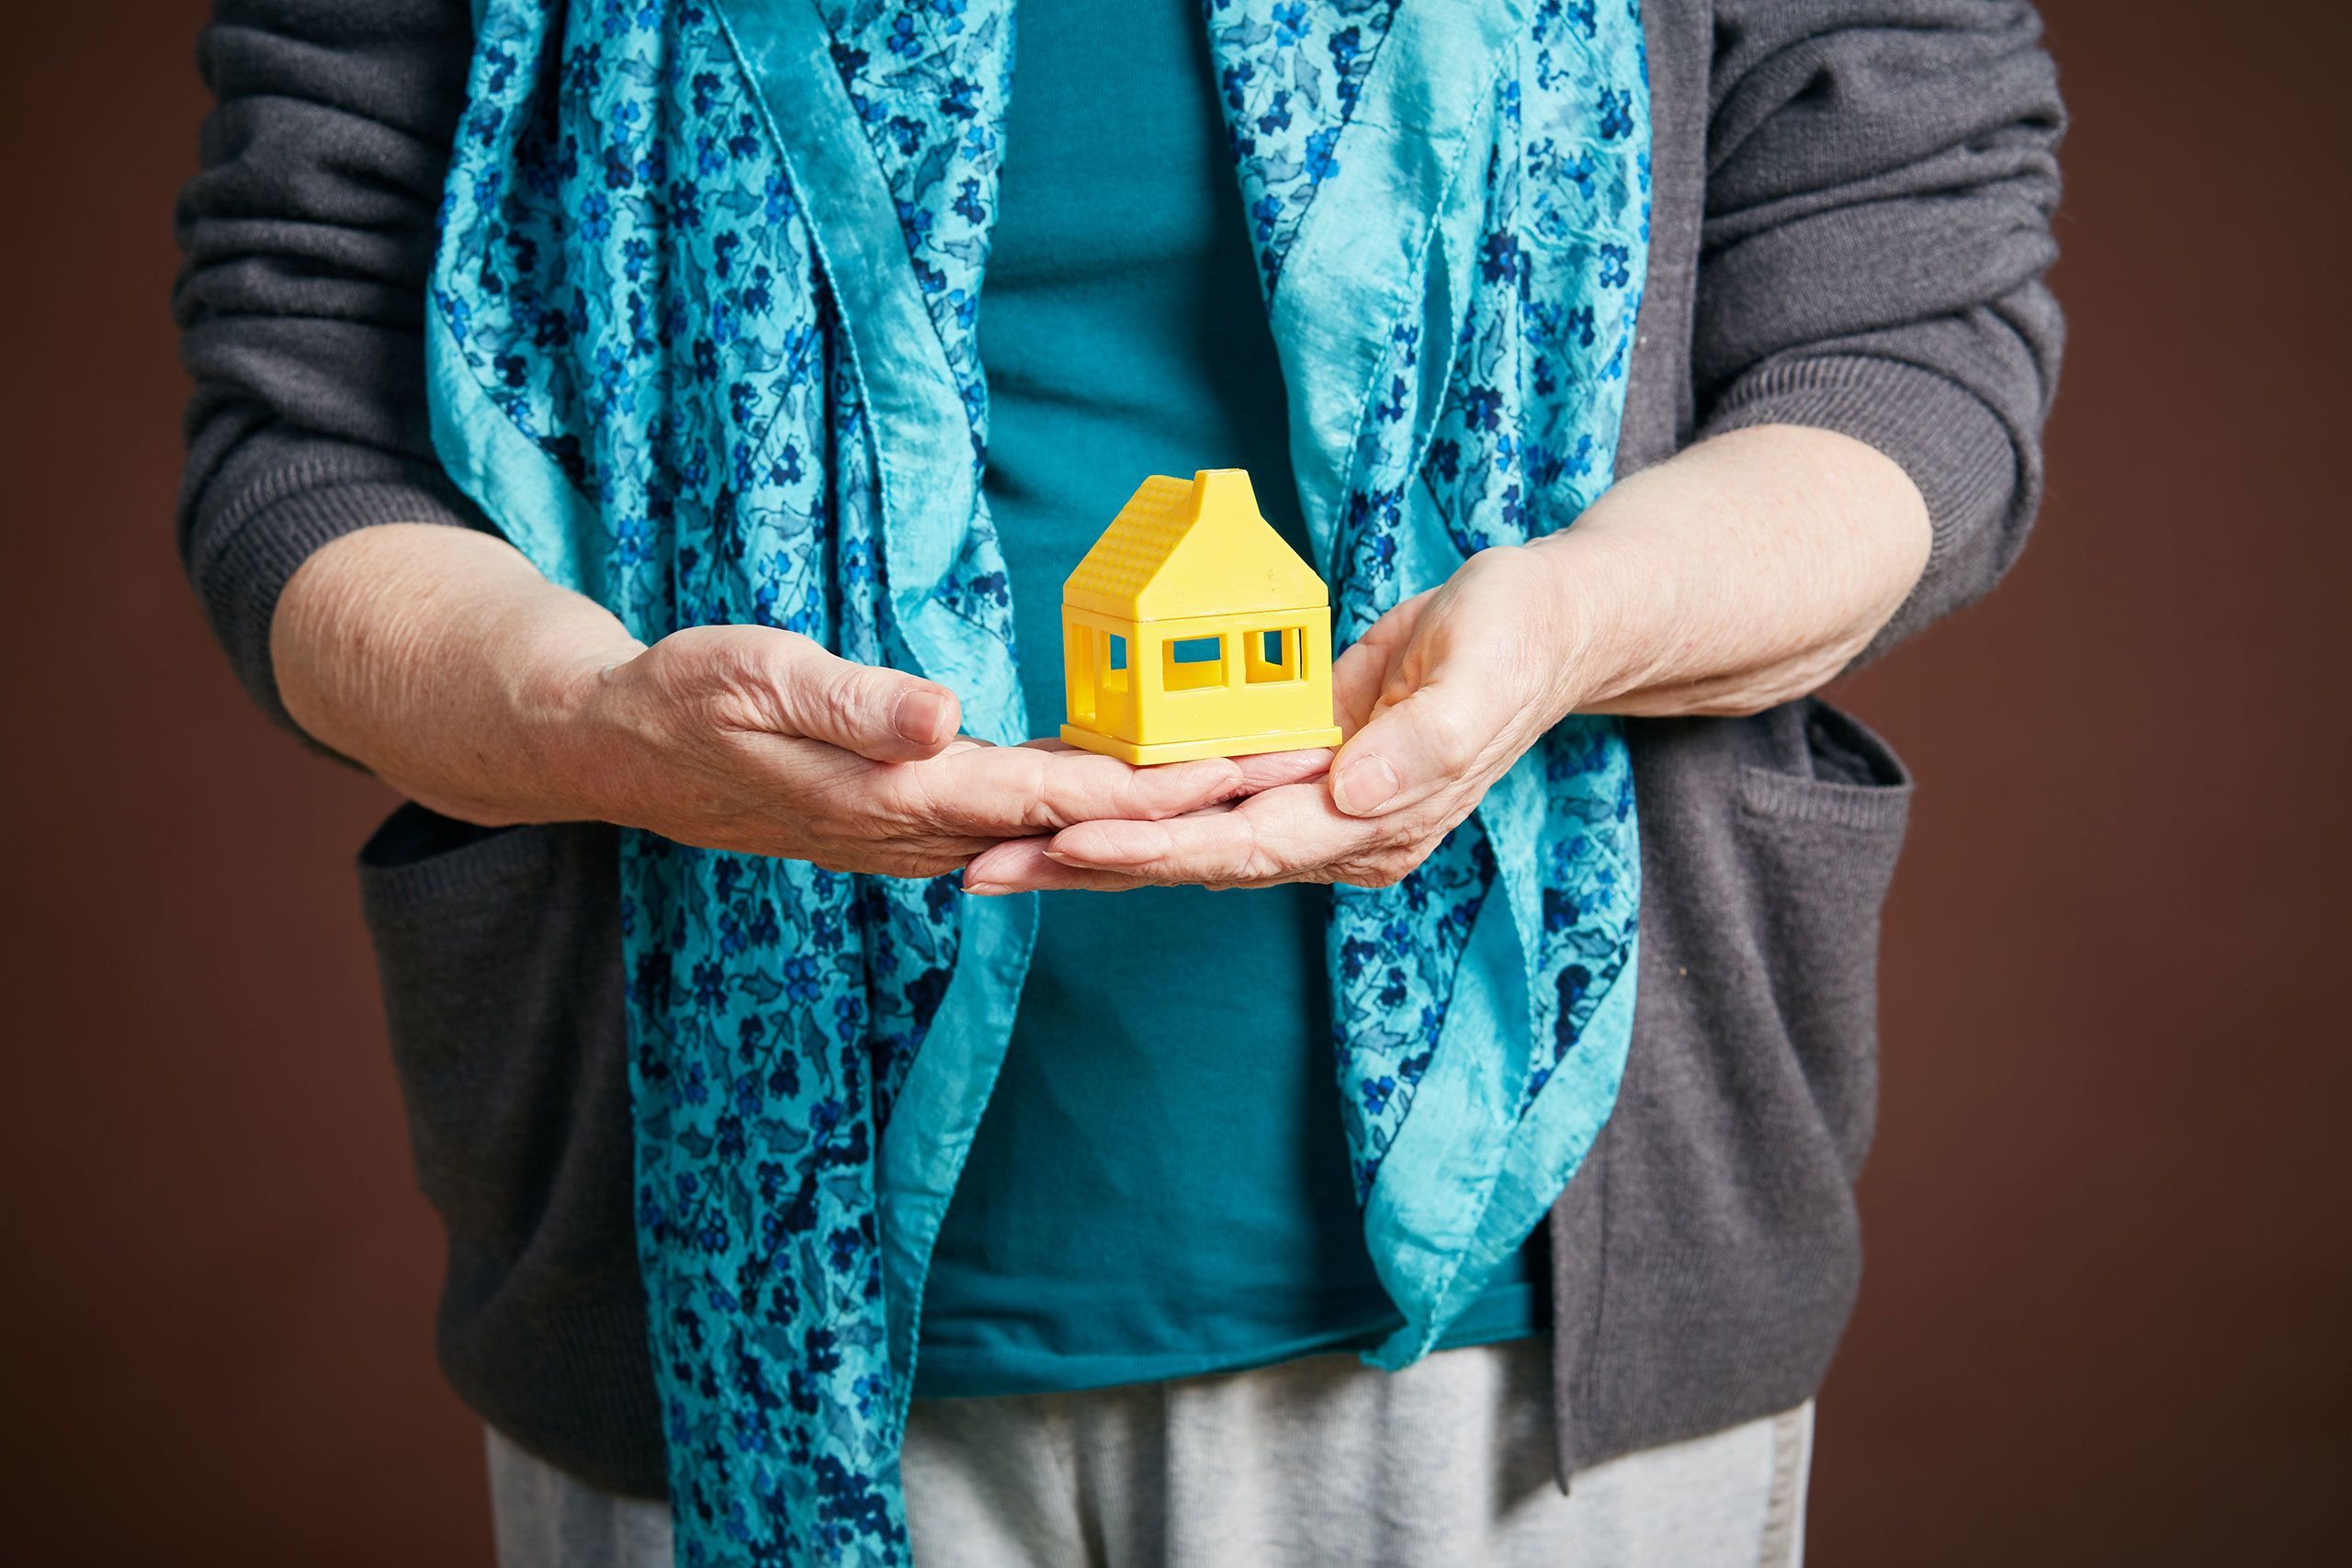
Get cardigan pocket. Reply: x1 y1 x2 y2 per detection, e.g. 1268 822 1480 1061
1738 696 1915 832
1553 700 1910 1472
353 804 660 1493
1733 697 1915 1179
354 805 632 1271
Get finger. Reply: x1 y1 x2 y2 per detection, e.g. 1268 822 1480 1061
915 747 1251 836
1331 592 1434 734
1230 747 1336 792
961 837 1147 894
1018 736 1334 794
1041 781 1367 887
1330 642 1390 739
1329 680 1510 818
961 773 1308 890
749 635 962 762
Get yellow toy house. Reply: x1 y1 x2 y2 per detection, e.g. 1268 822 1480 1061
1059 468 1345 764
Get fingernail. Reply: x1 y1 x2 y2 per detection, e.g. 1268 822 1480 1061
1334 755 1400 816
893 688 949 745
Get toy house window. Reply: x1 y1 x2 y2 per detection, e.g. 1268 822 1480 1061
1163 635 1227 692
1245 627 1305 683
1098 631 1129 694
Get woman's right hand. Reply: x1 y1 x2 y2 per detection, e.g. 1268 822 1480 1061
559 623 1317 875
272 524 1320 875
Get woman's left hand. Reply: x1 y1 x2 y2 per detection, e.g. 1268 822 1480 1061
962 543 1588 893
961 425 1935 895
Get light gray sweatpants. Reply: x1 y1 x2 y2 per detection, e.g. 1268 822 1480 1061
487 1338 1813 1567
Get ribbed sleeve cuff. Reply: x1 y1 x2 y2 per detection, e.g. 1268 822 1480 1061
1698 353 2022 665
187 448 482 750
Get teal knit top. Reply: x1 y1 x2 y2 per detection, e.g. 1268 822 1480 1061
914 0 1540 1398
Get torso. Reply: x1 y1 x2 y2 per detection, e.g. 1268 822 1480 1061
914 0 1540 1399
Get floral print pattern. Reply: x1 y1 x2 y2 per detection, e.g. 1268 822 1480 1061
1257 0 1651 1190
1204 0 1401 291
437 4 1015 1561
431 0 1647 1562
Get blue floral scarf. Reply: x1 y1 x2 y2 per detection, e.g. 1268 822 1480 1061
428 0 1649 1561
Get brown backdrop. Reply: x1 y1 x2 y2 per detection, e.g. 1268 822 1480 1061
4 2 2346 1562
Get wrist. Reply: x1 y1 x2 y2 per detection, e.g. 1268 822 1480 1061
1519 521 1653 720
495 620 649 825
1519 424 1934 720
273 524 658 826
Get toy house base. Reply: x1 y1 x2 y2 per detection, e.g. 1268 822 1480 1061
1058 721 1343 766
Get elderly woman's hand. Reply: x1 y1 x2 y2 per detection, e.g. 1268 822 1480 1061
273 524 1318 878
961 424 1935 894
560 625 1323 877
961 543 1580 893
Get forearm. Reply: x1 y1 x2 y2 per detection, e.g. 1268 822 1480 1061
272 524 638 825
272 518 1291 874
1689 0 2063 666
1532 424 1931 719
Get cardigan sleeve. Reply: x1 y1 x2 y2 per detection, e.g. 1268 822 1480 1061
175 0 481 746
1694 0 2066 663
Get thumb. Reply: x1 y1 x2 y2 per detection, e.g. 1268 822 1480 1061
1329 680 1498 818
762 639 962 762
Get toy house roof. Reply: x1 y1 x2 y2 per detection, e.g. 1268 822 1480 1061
1062 468 1329 621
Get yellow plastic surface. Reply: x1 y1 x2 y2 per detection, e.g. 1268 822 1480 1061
1057 723 1343 765
1063 468 1329 620
1059 469 1344 765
